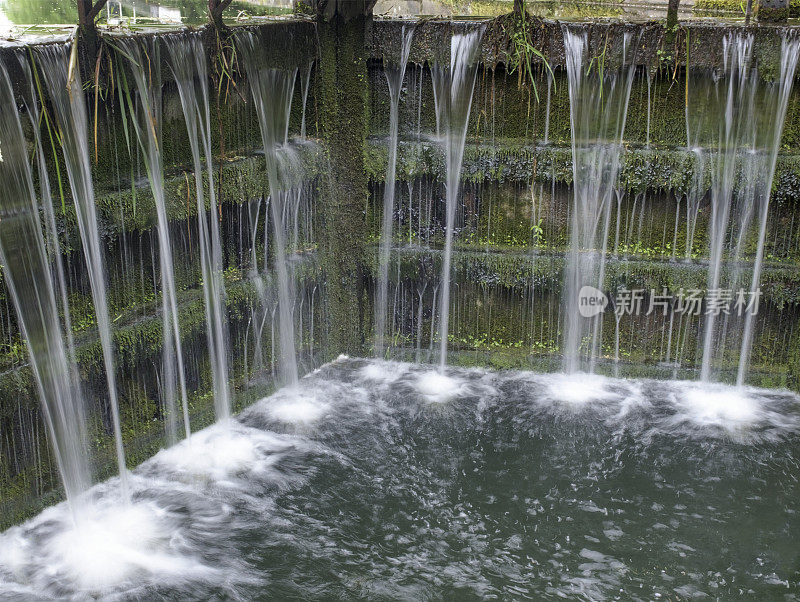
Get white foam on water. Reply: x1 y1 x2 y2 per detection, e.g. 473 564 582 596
359 360 409 384
153 420 290 483
671 383 763 434
542 373 620 406
0 530 28 579
0 499 219 596
415 371 464 403
683 385 759 424
268 393 329 425
46 502 207 592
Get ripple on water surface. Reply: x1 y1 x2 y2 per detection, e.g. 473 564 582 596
1 358 799 600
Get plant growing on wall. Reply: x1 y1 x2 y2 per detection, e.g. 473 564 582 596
502 0 554 103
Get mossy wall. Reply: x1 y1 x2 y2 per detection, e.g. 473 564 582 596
316 14 371 357
368 250 800 387
0 20 326 525
363 18 800 387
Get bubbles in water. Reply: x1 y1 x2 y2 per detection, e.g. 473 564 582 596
267 392 328 425
542 373 620 406
415 371 463 403
152 421 291 483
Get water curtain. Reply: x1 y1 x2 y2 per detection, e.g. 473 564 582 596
431 25 484 370
562 25 638 374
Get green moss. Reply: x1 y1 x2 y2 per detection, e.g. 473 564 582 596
366 249 797 389
365 140 800 202
692 0 744 14
317 14 371 358
93 148 321 236
758 5 790 21
368 247 800 309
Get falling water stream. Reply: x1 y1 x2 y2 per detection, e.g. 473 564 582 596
432 26 484 370
735 35 800 385
117 37 192 442
238 30 300 386
562 26 638 374
686 32 800 383
0 57 90 517
375 24 414 357
36 44 130 501
166 32 232 420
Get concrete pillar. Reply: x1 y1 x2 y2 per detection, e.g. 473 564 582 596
315 8 371 356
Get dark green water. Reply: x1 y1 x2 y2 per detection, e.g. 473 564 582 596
1 358 798 599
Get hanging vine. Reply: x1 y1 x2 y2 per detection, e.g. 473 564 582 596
501 0 555 103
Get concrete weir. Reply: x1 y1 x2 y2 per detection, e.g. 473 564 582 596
0 3 799 534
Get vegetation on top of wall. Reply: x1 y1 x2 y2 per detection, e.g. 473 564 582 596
370 17 799 77
499 3 554 103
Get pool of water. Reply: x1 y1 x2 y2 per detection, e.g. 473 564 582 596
1 358 799 599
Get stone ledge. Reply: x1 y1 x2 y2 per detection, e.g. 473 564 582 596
365 139 800 200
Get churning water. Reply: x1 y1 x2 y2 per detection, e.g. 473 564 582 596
1 357 798 599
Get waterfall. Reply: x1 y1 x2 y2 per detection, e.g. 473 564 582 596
561 26 638 374
299 59 314 140
0 56 90 518
237 31 300 386
375 24 414 357
698 34 754 382
736 35 799 385
36 43 130 500
686 32 799 383
166 33 232 420
684 148 706 260
431 25 484 370
116 38 192 442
